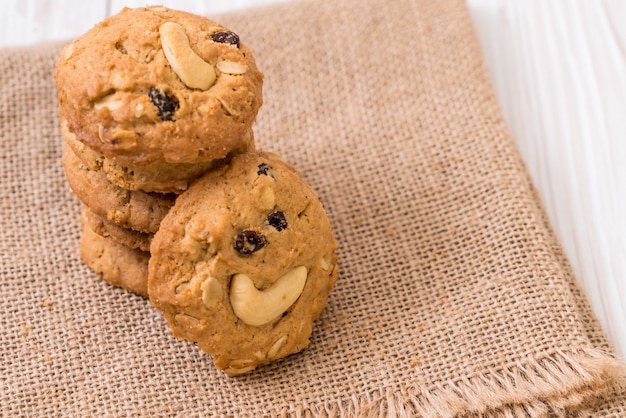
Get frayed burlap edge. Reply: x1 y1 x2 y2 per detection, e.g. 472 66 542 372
270 348 625 418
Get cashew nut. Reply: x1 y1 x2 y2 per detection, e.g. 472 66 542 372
267 335 288 359
201 276 223 309
146 5 168 12
216 60 247 75
159 22 216 90
61 42 75 60
224 360 257 375
320 256 332 271
229 266 307 326
259 185 275 209
94 93 123 111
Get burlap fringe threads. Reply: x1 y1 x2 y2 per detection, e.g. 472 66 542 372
272 348 625 418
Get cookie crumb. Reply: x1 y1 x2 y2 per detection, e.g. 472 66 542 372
42 298 53 307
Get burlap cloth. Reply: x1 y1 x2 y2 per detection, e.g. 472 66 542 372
1 0 625 416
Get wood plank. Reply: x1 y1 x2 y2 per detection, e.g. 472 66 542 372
108 0 287 18
469 0 626 358
0 0 287 48
0 0 108 47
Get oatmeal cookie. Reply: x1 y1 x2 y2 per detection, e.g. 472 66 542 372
80 209 150 297
61 118 255 193
148 152 338 374
83 206 152 252
55 5 263 166
62 146 176 233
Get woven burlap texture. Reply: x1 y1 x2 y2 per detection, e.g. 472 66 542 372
1 0 625 416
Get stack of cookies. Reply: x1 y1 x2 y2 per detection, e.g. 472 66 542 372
55 6 338 374
56 6 262 296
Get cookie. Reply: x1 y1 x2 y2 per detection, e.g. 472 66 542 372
79 209 149 297
55 5 263 167
62 146 175 233
148 152 338 374
62 119 256 193
83 206 152 252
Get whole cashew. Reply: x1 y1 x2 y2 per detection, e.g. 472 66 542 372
229 266 307 326
159 22 216 90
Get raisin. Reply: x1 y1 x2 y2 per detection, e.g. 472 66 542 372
257 163 272 176
148 88 179 121
268 211 288 231
115 42 128 54
212 31 240 47
235 230 267 255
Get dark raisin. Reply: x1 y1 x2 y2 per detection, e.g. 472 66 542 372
235 230 267 255
115 42 128 54
257 163 272 176
148 88 179 121
268 211 288 231
212 31 240 47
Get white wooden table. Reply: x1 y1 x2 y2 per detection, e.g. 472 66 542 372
1 0 625 360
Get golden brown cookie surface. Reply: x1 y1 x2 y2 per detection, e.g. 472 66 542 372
148 152 338 374
83 206 153 252
55 6 263 166
61 119 255 193
79 210 150 297
62 146 176 233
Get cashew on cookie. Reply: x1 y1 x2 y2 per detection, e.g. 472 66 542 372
148 151 338 375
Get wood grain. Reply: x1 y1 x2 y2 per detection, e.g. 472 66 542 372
109 0 288 16
0 0 108 47
468 0 626 358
